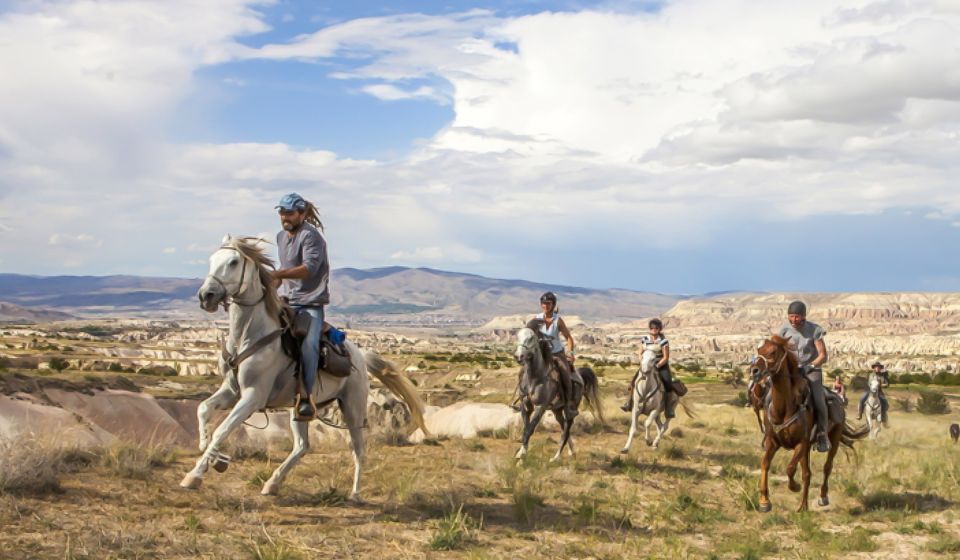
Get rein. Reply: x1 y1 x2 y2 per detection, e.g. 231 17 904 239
205 245 267 311
756 347 809 445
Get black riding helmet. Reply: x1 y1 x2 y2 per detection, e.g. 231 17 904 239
787 300 807 316
540 291 557 305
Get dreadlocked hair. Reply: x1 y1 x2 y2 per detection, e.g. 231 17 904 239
303 201 324 232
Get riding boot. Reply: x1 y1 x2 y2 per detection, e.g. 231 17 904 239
807 369 831 452
880 395 889 426
857 392 867 420
621 371 639 412
665 394 676 419
557 356 578 418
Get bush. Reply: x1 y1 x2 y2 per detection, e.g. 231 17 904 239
0 437 90 494
916 391 950 415
895 397 913 413
48 357 69 372
429 505 479 550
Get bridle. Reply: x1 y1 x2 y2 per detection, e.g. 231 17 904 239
204 246 266 310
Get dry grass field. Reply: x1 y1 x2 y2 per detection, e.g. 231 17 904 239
1 352 959 559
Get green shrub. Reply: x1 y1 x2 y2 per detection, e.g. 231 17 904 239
917 390 950 415
48 357 69 372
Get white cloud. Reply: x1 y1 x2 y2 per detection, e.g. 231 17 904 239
391 244 483 263
162 247 177 254
48 233 102 248
2 0 960 281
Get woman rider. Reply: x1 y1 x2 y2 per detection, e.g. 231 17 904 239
621 318 678 418
535 292 579 417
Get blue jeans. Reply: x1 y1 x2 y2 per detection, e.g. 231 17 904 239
292 306 324 396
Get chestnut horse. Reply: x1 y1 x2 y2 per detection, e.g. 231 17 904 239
750 336 868 512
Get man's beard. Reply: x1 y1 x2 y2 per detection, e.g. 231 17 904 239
282 221 300 232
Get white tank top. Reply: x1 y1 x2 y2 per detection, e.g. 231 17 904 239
536 312 565 353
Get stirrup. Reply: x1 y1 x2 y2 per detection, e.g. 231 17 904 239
294 394 316 422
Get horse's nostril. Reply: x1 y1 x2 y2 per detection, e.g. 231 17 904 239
750 368 760 375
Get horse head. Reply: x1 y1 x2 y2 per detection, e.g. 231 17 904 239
639 343 660 375
868 374 880 393
198 235 275 313
751 335 797 379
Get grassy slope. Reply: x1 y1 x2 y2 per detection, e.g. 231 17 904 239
1 357 959 560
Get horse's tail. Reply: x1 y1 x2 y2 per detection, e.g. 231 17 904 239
679 398 696 419
578 368 606 427
839 420 869 449
363 349 430 437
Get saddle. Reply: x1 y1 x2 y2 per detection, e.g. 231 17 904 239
280 307 352 378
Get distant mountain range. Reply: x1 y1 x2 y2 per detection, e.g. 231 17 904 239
0 269 683 324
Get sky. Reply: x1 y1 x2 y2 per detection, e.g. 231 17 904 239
1 0 960 294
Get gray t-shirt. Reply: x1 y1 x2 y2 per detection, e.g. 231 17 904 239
778 321 825 367
276 223 329 306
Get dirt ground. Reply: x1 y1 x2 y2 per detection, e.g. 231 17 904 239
1 357 959 559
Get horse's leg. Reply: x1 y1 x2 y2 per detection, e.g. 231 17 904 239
550 408 569 463
516 405 546 460
515 401 531 459
653 415 670 449
819 427 840 507
621 389 640 453
758 437 777 513
567 434 576 457
197 377 239 452
797 442 812 512
342 387 368 503
644 407 659 446
785 446 803 493
261 413 310 496
181 388 263 490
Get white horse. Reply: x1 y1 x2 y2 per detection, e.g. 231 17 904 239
621 344 681 452
181 236 427 501
865 372 883 439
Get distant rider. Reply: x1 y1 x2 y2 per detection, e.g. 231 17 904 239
535 292 580 417
778 301 831 453
271 193 329 421
831 373 847 404
621 318 678 418
858 361 890 426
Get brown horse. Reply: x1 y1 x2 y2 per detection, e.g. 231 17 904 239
751 336 868 512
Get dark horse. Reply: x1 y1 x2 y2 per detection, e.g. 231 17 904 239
514 320 604 461
751 336 868 512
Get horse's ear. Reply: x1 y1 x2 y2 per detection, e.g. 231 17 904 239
221 234 231 244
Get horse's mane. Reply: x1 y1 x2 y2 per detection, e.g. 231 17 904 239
225 236 283 320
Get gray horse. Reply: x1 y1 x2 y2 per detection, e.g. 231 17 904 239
514 321 604 462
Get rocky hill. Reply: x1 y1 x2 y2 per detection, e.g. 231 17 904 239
0 270 681 325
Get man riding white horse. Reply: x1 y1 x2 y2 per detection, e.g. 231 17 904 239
858 361 889 426
778 300 832 453
271 192 329 421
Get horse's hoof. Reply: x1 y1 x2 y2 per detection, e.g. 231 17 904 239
757 501 772 513
347 494 365 506
818 497 830 507
619 447 629 454
212 457 230 473
788 480 801 493
645 439 653 447
549 455 561 464
260 479 280 496
179 474 203 490
514 449 526 460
